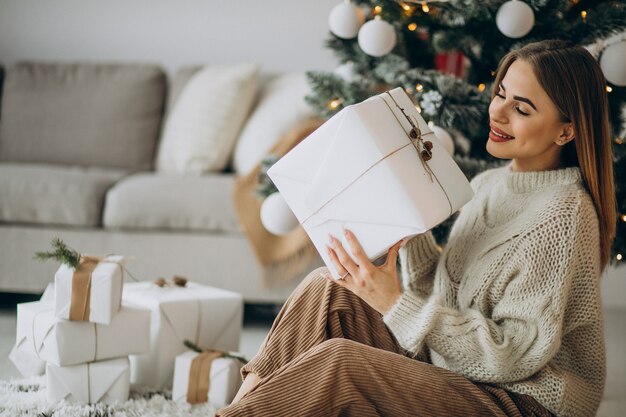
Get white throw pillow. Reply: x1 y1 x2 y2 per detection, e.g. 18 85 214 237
232 72 314 176
156 63 259 173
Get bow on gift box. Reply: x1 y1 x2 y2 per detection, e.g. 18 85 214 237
184 340 247 404
380 91 436 183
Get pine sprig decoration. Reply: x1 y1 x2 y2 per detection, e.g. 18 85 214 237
183 339 249 364
256 155 280 199
33 237 80 269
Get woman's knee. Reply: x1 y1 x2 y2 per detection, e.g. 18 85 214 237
310 338 363 360
297 266 330 292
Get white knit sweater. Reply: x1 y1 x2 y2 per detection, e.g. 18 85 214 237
383 163 606 417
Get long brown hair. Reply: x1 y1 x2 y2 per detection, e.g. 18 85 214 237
492 39 616 270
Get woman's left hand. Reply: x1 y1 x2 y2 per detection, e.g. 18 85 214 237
323 228 404 315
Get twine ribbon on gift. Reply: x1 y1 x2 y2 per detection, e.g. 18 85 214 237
382 91 436 183
380 91 454 215
184 340 248 405
69 255 140 321
69 256 99 321
187 349 226 404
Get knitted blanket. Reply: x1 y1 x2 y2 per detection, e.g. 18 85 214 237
232 118 325 287
0 376 216 417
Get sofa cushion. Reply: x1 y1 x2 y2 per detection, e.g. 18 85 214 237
103 173 241 233
165 65 202 117
0 62 166 170
232 72 314 176
0 163 127 227
155 63 259 174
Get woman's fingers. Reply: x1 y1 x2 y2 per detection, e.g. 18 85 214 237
342 228 373 269
325 244 346 279
328 234 359 277
384 240 403 269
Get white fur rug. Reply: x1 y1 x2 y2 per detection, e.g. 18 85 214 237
0 376 217 417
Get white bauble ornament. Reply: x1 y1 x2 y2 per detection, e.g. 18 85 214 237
358 18 397 57
260 193 299 236
328 2 365 39
334 62 356 81
496 0 535 39
430 125 455 156
600 40 626 86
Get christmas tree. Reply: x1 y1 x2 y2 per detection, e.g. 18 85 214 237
260 0 626 266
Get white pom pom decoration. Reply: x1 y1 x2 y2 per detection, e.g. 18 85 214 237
260 193 300 236
600 40 626 87
430 125 455 156
334 62 356 81
329 2 365 39
358 18 397 57
496 0 535 39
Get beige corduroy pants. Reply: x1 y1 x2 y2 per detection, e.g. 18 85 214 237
217 267 553 417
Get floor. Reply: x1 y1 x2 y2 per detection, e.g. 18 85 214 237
1 297 624 416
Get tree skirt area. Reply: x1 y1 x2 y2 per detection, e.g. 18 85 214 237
0 376 218 417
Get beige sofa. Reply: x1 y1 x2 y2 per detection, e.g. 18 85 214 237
0 61 323 303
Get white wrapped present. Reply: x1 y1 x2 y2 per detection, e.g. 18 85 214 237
8 284 57 377
55 255 125 324
267 87 474 278
15 301 150 366
46 357 130 405
172 350 243 407
123 281 243 389
9 344 46 377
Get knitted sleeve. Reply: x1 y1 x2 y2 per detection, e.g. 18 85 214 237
398 232 440 297
384 197 600 383
397 169 489 297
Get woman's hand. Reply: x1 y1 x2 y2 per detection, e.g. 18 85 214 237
323 228 405 315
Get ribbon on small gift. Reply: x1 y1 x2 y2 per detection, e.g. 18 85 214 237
69 255 125 321
187 349 227 404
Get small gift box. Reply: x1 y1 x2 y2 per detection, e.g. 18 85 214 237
8 344 46 377
123 281 243 389
172 350 243 407
15 300 150 366
55 254 125 325
267 87 474 278
8 284 56 377
46 357 130 405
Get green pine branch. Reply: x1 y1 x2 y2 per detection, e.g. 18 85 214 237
33 237 80 269
183 340 249 364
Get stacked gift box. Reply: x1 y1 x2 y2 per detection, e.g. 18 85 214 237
10 255 245 407
123 280 244 407
11 255 151 405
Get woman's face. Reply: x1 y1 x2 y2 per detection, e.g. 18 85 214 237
487 59 574 172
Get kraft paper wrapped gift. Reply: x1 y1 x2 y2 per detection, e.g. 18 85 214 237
267 87 474 278
46 357 130 405
15 301 150 366
122 281 243 389
55 255 125 325
172 350 243 407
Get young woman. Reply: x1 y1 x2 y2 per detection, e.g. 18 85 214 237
217 39 615 417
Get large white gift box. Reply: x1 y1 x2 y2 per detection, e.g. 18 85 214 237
15 301 150 366
46 357 130 405
172 350 243 407
55 255 125 324
123 281 243 389
267 87 474 278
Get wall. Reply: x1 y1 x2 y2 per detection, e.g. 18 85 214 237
0 0 339 75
